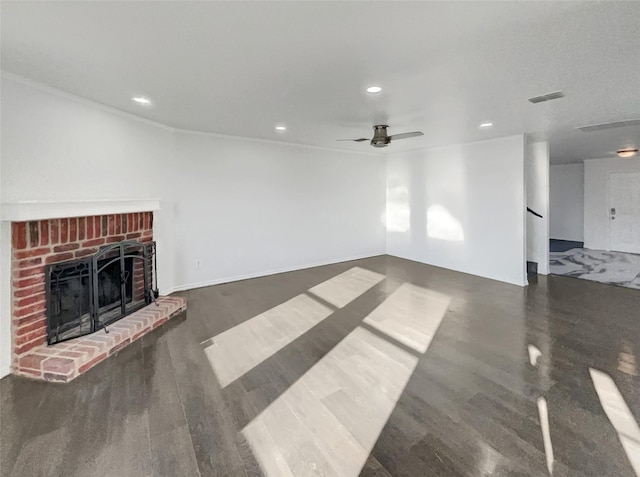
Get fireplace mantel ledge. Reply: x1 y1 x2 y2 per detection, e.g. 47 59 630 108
1 199 161 222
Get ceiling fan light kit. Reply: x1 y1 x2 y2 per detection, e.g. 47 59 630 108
337 125 424 148
617 147 639 158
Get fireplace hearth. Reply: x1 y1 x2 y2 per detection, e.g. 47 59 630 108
46 241 158 345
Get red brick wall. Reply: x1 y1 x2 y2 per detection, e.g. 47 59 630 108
11 212 153 365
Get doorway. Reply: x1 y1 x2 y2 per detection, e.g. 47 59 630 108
609 171 640 254
549 159 640 290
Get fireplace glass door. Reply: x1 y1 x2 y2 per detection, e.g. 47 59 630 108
46 240 156 345
46 260 93 343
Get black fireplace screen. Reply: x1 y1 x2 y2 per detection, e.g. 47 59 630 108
45 240 158 345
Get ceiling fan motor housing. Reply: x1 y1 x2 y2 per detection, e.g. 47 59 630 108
371 125 391 147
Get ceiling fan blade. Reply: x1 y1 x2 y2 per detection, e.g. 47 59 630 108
388 131 424 141
336 138 370 142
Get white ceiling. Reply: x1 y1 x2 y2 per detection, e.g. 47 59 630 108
2 1 639 164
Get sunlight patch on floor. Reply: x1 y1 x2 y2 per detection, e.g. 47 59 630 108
528 343 555 475
528 344 542 367
537 397 554 475
203 267 384 388
590 368 640 476
307 267 385 309
243 283 451 477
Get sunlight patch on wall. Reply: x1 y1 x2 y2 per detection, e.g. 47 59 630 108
203 267 384 388
242 283 451 476
426 204 464 242
386 185 411 233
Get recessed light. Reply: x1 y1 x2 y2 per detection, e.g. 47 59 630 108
275 125 287 131
479 122 493 129
366 86 382 94
132 96 151 105
617 147 638 158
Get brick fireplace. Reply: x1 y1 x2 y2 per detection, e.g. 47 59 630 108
9 211 186 382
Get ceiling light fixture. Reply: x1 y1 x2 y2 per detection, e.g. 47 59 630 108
132 96 151 105
479 122 493 129
528 91 565 104
366 86 382 94
275 125 287 131
617 147 639 158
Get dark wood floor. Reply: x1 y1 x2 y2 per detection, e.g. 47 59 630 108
2 255 639 476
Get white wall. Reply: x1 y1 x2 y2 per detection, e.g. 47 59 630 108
584 157 640 250
0 97 6 376
0 75 386 377
549 163 584 242
386 135 526 286
525 141 549 275
0 76 177 285
170 132 386 290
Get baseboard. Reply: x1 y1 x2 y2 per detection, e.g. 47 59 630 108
160 252 386 295
159 250 529 295
550 238 584 244
387 253 528 287
538 261 550 275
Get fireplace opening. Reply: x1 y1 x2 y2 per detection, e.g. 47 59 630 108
97 255 134 322
45 241 157 345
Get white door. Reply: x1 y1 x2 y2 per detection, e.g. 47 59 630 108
609 172 640 253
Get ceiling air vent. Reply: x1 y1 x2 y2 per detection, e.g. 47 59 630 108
528 91 565 104
576 119 640 132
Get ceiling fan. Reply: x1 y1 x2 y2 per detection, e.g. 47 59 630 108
337 125 424 148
